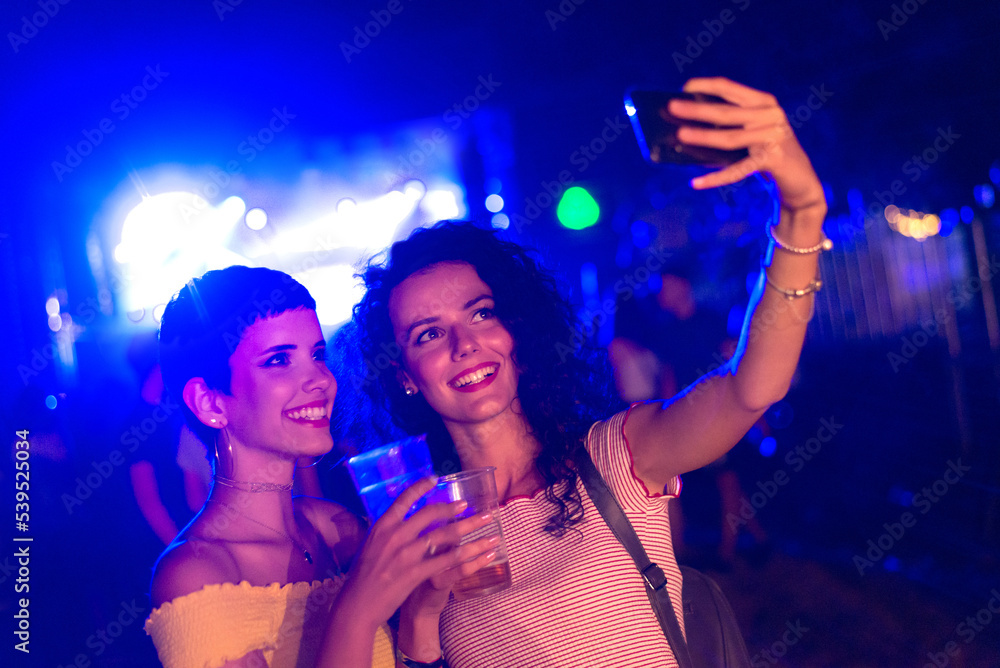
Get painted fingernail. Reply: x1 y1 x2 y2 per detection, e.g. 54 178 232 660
690 177 705 188
479 512 493 522
488 535 501 545
454 500 469 512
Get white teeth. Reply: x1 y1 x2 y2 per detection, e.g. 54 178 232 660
452 365 498 388
286 406 327 420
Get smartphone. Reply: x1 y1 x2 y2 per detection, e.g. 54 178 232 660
625 89 749 167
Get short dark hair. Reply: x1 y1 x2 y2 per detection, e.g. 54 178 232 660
158 265 316 448
353 222 617 535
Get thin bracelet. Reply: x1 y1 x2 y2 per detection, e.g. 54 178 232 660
767 225 833 254
396 647 448 668
764 271 823 300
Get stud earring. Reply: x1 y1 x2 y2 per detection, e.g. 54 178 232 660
404 387 416 396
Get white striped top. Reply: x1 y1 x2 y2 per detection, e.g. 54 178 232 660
440 406 684 667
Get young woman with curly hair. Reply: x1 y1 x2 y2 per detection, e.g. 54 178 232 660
353 77 829 667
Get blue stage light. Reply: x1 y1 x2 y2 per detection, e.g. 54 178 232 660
580 262 598 300
245 207 268 230
974 184 995 208
485 194 504 213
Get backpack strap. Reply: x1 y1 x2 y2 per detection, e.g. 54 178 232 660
573 449 695 668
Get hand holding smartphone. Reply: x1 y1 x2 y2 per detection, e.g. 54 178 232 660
625 89 750 167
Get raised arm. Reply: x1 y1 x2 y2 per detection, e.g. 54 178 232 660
626 77 828 491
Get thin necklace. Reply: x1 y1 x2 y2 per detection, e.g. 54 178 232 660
210 500 313 564
214 475 293 493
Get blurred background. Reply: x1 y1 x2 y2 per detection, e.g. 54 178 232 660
1 0 998 665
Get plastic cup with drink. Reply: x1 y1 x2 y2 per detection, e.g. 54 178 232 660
347 438 511 599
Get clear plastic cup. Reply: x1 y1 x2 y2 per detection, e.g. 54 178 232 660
346 435 434 522
428 467 512 600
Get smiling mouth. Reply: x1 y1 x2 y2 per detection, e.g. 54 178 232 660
284 405 328 421
449 364 499 389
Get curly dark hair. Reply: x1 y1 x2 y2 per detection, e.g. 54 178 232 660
352 221 617 536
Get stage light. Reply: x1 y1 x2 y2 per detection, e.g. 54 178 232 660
292 264 366 326
974 184 995 208
885 205 940 241
220 196 246 221
46 297 60 316
960 206 973 223
990 164 1000 185
940 208 958 237
758 437 776 458
485 194 504 213
337 198 357 214
630 220 651 248
422 188 463 220
115 191 246 316
491 213 509 229
624 100 636 117
485 177 503 195
45 395 58 410
403 179 427 201
557 186 599 230
48 314 62 332
245 207 268 230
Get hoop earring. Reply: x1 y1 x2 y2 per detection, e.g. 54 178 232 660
214 427 236 478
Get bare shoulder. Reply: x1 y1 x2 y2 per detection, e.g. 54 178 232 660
295 496 366 556
150 537 240 608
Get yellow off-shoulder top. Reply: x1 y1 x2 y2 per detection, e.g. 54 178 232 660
144 576 394 667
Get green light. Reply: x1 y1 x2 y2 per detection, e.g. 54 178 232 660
557 187 599 230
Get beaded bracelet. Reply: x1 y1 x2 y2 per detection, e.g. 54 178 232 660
764 272 823 300
767 225 833 254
